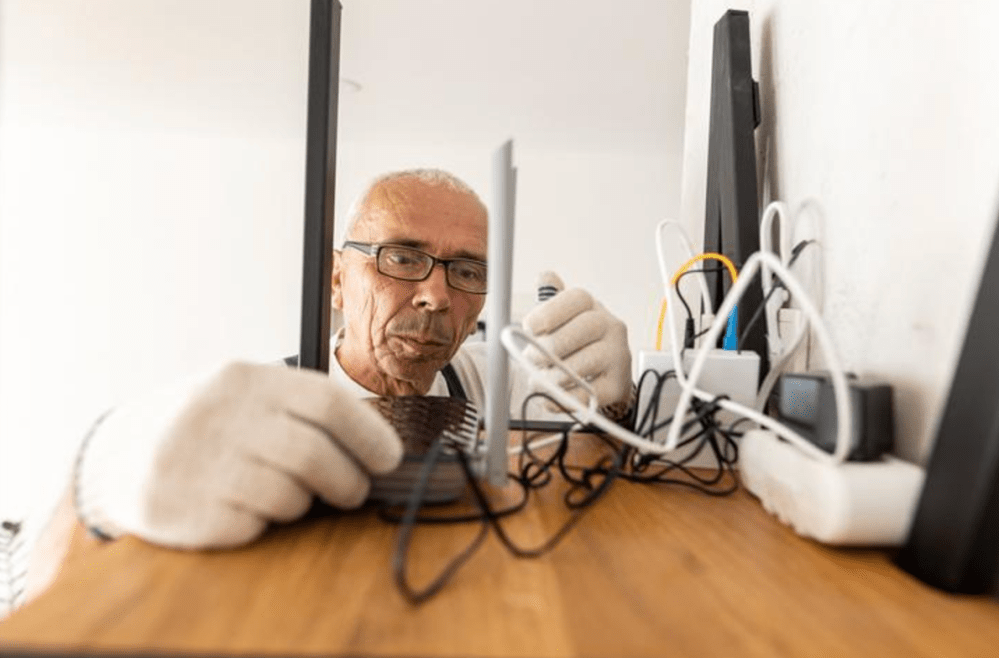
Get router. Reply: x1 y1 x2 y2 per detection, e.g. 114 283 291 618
636 349 759 468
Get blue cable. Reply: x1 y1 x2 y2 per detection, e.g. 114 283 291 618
723 305 739 350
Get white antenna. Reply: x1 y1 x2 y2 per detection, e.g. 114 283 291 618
484 139 516 487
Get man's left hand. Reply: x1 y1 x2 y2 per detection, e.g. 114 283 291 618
521 272 633 414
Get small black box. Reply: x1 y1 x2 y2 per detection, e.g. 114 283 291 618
775 373 894 462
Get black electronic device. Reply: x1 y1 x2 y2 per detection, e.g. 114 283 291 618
895 202 999 594
775 372 894 462
702 9 768 378
297 0 341 373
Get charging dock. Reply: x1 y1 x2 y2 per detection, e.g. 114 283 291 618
740 429 925 545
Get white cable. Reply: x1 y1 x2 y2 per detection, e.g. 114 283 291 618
507 433 574 455
503 247 852 464
754 200 825 411
663 241 693 391
659 234 810 441
655 220 711 306
754 319 808 411
502 246 850 464
759 201 791 358
664 251 853 464
502 326 692 456
662 259 770 448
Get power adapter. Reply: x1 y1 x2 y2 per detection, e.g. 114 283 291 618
636 349 759 467
776 372 894 461
740 429 925 545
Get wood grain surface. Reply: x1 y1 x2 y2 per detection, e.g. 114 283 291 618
1 434 997 657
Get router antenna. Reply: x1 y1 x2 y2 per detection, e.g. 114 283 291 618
484 140 516 487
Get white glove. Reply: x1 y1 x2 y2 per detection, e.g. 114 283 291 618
521 272 633 414
75 361 402 549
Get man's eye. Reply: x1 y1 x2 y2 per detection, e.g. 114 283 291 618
385 250 423 267
451 263 486 282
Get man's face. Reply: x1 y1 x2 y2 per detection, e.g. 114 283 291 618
331 178 487 395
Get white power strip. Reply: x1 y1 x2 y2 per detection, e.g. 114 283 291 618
636 349 759 467
740 429 926 545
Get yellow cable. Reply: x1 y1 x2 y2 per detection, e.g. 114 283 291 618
654 253 739 350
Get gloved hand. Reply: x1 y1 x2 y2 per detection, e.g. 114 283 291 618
521 272 634 416
75 361 403 549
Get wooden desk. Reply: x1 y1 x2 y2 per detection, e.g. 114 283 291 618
1 434 998 657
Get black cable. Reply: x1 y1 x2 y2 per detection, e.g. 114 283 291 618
377 484 529 524
673 266 726 339
392 437 490 605
458 428 622 558
634 367 676 439
390 391 608 604
673 266 728 354
628 380 740 496
389 378 743 605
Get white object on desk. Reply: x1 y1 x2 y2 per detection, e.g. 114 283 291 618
740 429 925 546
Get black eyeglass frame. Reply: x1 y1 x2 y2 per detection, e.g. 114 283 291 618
342 241 488 294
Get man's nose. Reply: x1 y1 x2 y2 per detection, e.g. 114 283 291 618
413 263 452 310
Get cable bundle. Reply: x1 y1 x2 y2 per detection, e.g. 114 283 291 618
383 381 746 604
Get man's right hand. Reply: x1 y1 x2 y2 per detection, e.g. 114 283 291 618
76 362 403 549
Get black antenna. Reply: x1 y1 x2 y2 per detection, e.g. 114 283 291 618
298 0 341 372
702 9 768 378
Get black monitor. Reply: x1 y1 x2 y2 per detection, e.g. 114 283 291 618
297 0 341 373
702 9 768 376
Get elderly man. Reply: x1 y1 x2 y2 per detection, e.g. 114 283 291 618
25 168 632 598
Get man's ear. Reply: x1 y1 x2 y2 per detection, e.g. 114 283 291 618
331 249 344 310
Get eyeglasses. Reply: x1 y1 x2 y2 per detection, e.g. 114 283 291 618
343 241 488 294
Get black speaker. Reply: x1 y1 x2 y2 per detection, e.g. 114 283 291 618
896 205 999 593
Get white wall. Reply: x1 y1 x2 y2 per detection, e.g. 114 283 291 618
0 0 694 529
0 0 312 521
681 0 999 463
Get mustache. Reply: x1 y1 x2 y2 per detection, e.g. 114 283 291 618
389 314 455 344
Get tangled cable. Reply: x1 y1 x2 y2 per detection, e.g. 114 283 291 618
385 384 738 605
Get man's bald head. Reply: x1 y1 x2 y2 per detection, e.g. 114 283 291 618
341 169 488 246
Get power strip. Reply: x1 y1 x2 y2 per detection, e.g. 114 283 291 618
740 429 925 545
636 349 759 467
